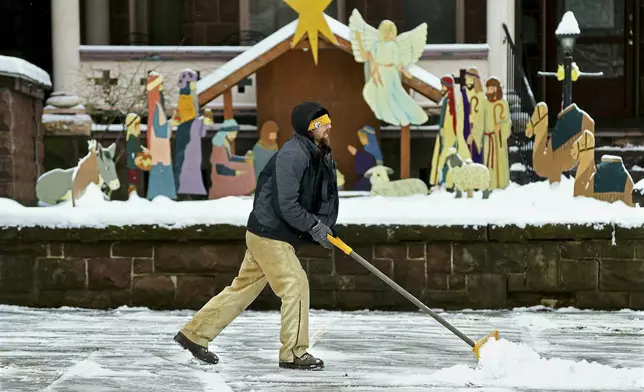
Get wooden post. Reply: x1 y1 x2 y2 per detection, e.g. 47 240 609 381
223 88 235 152
400 125 410 178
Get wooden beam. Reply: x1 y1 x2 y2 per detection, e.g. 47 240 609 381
400 125 411 178
223 88 233 120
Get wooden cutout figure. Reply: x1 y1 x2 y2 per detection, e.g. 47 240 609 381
358 125 383 165
252 120 279 181
445 147 491 199
36 140 119 206
349 9 428 127
336 169 345 190
347 144 376 191
430 75 461 188
146 72 177 200
174 69 207 196
460 66 485 164
125 113 151 196
525 102 595 184
482 77 512 190
209 119 256 199
571 130 634 206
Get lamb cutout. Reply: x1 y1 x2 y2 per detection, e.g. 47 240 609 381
364 165 429 196
445 147 491 199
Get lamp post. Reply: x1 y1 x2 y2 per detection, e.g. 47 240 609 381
556 29 579 108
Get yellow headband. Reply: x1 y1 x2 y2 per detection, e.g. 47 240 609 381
308 114 331 131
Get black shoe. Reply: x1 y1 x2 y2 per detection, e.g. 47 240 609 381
279 353 324 370
173 332 219 364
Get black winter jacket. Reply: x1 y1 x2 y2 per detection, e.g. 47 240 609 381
246 102 339 249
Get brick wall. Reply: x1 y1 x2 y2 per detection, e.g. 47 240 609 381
1 224 643 311
0 75 45 206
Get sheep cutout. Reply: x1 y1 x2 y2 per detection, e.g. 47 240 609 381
364 165 429 197
445 147 491 199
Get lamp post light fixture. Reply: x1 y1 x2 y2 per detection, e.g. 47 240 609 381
555 11 580 108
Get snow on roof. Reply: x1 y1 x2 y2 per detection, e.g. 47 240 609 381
196 13 441 96
555 11 581 35
3 177 644 229
0 55 51 87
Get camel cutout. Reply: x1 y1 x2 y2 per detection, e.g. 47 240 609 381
525 102 595 184
571 130 634 207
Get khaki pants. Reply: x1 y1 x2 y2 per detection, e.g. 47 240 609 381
180 230 310 362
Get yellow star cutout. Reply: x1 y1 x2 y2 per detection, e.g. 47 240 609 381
284 0 339 65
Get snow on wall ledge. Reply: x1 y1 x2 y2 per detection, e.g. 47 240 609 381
0 177 643 231
0 55 52 88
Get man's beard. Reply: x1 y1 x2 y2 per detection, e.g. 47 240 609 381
486 92 498 102
466 83 474 90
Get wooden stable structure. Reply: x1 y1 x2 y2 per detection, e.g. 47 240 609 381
197 14 441 188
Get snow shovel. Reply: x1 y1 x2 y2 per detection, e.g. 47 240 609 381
327 234 499 360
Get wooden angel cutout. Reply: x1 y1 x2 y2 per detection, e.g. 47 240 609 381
348 9 428 126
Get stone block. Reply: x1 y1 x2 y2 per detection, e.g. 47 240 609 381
133 258 153 274
448 274 465 290
132 276 175 309
64 243 111 258
353 273 391 292
407 242 426 260
426 243 451 273
507 292 545 308
176 276 216 309
111 242 154 258
466 274 507 309
88 258 131 290
155 242 245 273
526 243 559 291
373 244 405 260
48 243 64 258
561 240 635 260
488 243 526 273
309 274 342 291
336 291 378 310
453 244 488 273
310 290 336 309
213 273 237 293
308 258 333 274
393 260 426 297
297 245 331 259
37 258 85 290
599 260 644 291
574 291 629 310
630 293 644 310
335 247 384 275
0 256 34 293
507 273 526 292
0 243 47 256
560 259 597 291
0 293 35 307
109 290 131 307
427 273 448 290
426 290 468 309
37 290 111 309
633 241 644 259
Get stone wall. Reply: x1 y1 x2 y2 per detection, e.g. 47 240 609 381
0 75 45 206
1 224 643 311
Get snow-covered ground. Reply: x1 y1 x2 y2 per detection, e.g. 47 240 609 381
0 305 642 391
2 176 644 229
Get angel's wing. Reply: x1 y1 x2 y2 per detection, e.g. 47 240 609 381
348 9 380 63
396 23 427 67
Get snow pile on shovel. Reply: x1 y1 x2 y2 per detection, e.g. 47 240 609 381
428 338 644 390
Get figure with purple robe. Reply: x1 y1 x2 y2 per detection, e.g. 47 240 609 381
461 66 485 164
174 69 207 196
348 145 377 190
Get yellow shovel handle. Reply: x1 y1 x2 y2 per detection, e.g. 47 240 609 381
327 234 352 255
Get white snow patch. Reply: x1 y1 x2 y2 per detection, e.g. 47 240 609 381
555 11 581 35
42 113 93 124
3 176 644 229
427 338 644 390
0 55 51 87
631 165 644 171
197 13 441 97
510 162 526 171
597 144 644 151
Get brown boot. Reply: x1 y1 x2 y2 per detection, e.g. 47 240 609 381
279 353 324 370
173 332 219 364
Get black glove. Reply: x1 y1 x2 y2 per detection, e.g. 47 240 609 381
309 220 333 249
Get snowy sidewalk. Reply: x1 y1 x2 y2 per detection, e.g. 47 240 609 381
1 305 643 391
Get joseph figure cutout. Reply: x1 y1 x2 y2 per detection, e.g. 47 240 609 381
462 67 485 164
482 77 511 190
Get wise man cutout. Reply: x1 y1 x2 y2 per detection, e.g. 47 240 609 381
461 66 485 164
430 75 460 188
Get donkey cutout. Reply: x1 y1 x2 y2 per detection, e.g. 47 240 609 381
36 140 120 206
